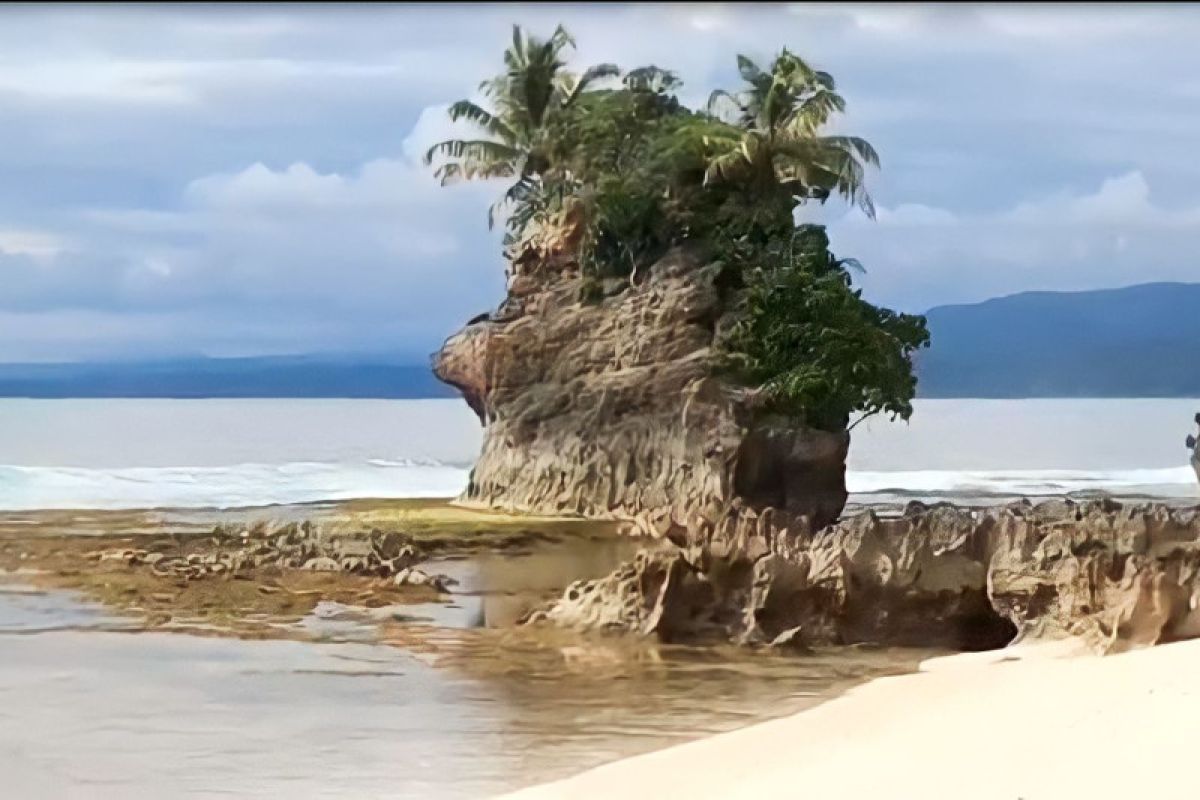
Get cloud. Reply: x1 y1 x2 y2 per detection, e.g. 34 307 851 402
826 170 1200 311
0 137 507 358
0 229 66 259
2 6 1200 359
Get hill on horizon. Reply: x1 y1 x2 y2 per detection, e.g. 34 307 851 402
0 355 457 399
917 281 1200 397
3 281 1200 399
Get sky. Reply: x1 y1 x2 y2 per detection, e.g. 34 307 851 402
4 3 1200 362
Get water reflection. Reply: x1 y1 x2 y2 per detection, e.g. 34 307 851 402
0 535 937 799
414 534 648 629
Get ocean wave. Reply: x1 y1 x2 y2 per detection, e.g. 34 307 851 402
847 466 1199 498
1 461 1197 512
0 461 470 511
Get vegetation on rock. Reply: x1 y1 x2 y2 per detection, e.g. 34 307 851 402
425 24 929 431
718 225 929 430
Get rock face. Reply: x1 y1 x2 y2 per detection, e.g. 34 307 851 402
533 498 1200 654
433 246 849 531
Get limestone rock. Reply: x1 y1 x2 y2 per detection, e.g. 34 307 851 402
433 245 848 531
527 549 733 643
124 523 427 583
533 499 1200 654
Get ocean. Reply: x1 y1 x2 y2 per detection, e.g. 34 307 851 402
0 397 1197 510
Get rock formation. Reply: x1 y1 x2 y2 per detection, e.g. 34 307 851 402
433 241 1200 656
433 245 849 531
533 498 1200 654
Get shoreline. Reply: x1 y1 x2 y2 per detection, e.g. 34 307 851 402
9 493 1200 797
500 636 1199 800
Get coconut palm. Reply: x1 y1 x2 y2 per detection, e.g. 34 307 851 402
423 24 618 229
704 49 879 218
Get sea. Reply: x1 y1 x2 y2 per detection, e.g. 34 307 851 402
2 397 1197 798
0 397 1196 511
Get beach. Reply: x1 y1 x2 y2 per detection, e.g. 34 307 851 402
503 636 1200 800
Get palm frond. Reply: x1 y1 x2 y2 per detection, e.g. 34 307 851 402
819 135 880 168
488 175 541 230
706 89 748 122
562 62 621 106
736 54 765 85
445 100 518 144
424 138 521 166
703 146 749 185
787 88 846 134
838 257 866 274
432 162 464 186
548 24 576 54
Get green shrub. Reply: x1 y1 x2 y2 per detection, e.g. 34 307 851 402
718 226 930 431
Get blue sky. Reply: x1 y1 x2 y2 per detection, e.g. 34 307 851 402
4 3 1200 362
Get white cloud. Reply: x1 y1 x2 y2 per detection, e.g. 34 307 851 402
827 170 1200 311
1005 172 1156 226
0 127 506 359
3 5 1200 358
0 229 65 260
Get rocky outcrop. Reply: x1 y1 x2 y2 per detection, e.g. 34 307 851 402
434 240 1200 656
531 498 1200 654
433 246 849 531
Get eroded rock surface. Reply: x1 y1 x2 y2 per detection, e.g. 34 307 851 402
433 246 849 531
531 499 1200 654
90 522 435 584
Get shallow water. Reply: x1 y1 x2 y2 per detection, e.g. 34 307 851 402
0 536 934 799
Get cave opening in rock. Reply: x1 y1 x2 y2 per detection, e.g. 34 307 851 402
952 601 1019 652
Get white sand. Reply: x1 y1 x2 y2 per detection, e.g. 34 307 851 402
500 638 1200 800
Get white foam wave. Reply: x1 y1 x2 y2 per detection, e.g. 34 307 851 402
848 466 1199 499
0 461 470 511
2 460 1197 512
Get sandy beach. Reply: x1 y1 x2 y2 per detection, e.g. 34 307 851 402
502 637 1200 800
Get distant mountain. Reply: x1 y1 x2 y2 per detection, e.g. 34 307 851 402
0 356 457 399
9 282 1200 399
917 282 1200 397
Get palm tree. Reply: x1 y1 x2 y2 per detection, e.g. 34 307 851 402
704 49 879 218
423 24 618 229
